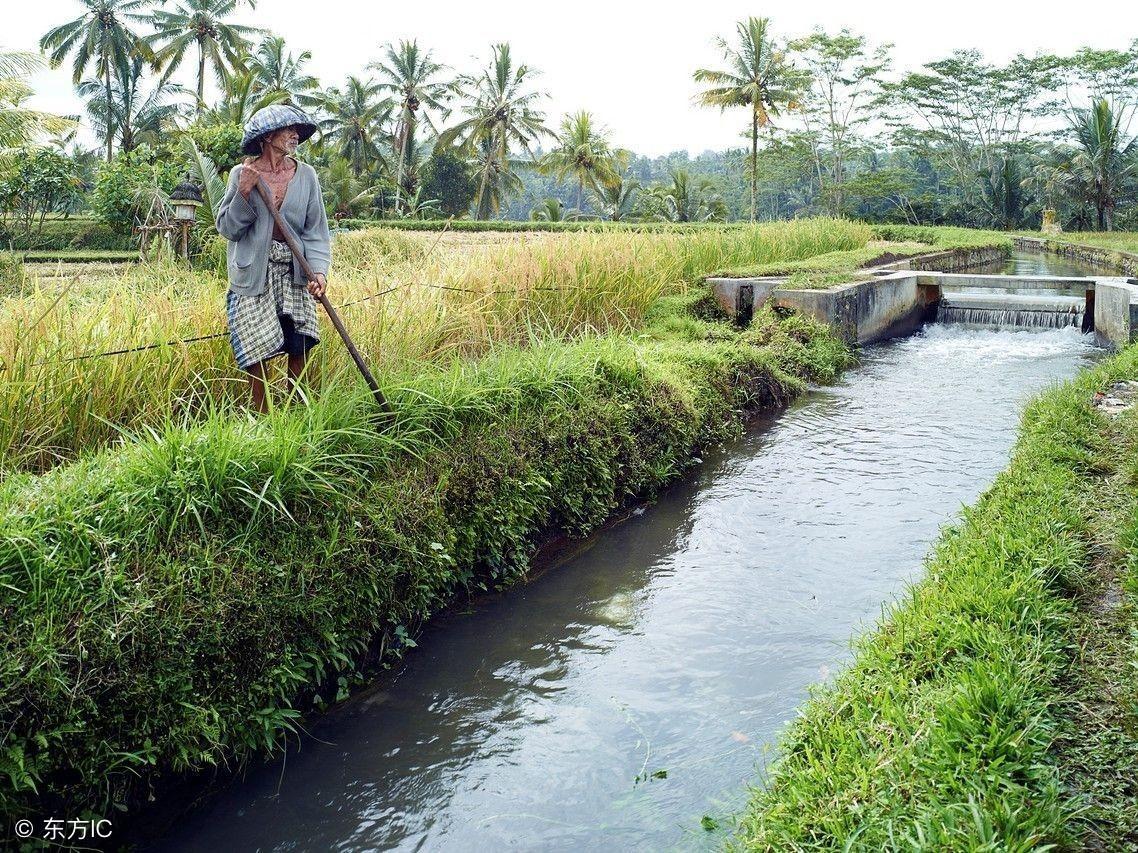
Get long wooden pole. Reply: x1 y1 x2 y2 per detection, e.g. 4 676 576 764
253 179 389 413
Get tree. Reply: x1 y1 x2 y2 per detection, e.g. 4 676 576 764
419 148 476 217
882 50 1059 219
200 68 285 126
0 50 75 148
312 76 391 178
540 110 624 213
90 144 181 234
694 17 801 221
591 175 639 221
643 169 726 222
149 0 258 114
370 40 453 213
319 155 379 220
788 29 891 216
39 0 156 161
0 146 83 245
529 197 565 221
1066 99 1137 230
78 55 187 154
248 34 318 106
439 43 551 219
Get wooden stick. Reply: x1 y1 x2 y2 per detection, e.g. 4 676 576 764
253 179 389 413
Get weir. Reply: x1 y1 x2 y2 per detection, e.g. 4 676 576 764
707 255 1138 347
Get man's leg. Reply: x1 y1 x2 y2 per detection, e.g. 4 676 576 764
246 360 270 413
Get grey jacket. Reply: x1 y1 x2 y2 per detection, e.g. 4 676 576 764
215 159 331 295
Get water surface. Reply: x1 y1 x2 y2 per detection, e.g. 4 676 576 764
155 322 1101 853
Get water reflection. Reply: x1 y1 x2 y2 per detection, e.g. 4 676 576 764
155 325 1101 853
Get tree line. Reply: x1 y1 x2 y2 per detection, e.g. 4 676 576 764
1 2 1136 238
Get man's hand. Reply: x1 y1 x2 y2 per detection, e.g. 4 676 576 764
237 164 260 198
308 273 327 299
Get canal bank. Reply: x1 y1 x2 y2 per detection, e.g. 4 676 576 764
736 340 1138 850
148 324 1102 850
0 290 852 837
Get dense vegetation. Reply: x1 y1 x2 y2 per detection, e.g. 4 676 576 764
0 218 869 473
0 287 852 824
1 9 1136 258
736 342 1138 849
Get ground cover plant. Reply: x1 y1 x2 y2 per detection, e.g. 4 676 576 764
735 344 1138 849
0 218 869 474
0 291 852 827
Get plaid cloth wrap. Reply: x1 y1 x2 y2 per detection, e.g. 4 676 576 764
226 240 320 369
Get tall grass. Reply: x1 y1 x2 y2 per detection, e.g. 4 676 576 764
0 218 870 473
734 345 1138 849
0 295 853 823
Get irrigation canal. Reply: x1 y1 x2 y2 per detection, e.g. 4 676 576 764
153 252 1107 852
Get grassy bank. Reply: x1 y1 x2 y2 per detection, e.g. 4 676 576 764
735 344 1138 849
0 218 868 475
0 292 851 828
707 225 1013 289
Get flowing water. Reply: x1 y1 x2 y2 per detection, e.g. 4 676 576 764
151 253 1108 853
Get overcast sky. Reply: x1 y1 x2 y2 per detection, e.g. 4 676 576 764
7 0 1137 156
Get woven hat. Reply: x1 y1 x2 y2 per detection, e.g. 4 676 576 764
241 104 318 155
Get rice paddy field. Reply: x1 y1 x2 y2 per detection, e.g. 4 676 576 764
0 218 870 474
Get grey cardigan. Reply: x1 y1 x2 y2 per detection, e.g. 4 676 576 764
215 159 331 296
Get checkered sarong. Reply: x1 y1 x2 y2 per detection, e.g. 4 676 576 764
227 240 320 369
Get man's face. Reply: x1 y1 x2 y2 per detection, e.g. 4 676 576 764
268 126 300 153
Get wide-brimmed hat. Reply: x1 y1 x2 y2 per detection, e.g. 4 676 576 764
241 104 318 155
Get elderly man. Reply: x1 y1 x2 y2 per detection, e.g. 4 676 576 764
216 103 330 413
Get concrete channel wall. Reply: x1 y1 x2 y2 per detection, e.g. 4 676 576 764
705 240 1138 350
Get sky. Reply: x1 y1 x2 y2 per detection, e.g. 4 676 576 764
7 0 1138 156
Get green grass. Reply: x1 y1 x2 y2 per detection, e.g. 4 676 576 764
0 218 870 475
0 218 131 251
337 218 758 232
735 344 1138 850
18 250 138 263
0 292 852 826
708 242 934 285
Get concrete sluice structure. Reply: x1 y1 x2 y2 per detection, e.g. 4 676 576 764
707 246 1138 350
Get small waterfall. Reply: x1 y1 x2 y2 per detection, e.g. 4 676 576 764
938 292 1084 330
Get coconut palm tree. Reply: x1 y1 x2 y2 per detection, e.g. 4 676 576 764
149 0 259 114
248 34 318 106
370 40 453 213
647 169 727 222
0 50 75 149
529 197 565 222
313 76 392 179
540 111 625 214
201 67 284 125
591 175 639 221
439 43 551 219
78 55 187 154
693 17 800 221
1066 98 1137 230
39 0 156 161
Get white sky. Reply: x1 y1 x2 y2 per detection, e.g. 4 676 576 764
7 0 1138 156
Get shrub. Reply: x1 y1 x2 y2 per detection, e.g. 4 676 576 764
90 145 182 238
0 251 23 294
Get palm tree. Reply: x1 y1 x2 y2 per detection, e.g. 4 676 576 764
0 50 75 148
591 175 639 221
647 169 727 222
248 34 318 106
313 76 391 178
693 17 800 221
540 111 625 214
370 40 453 213
439 43 551 219
201 67 284 125
39 0 156 161
530 197 565 222
149 0 258 114
78 55 187 153
1066 99 1137 230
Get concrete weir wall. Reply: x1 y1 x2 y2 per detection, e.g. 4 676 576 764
706 242 1138 351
